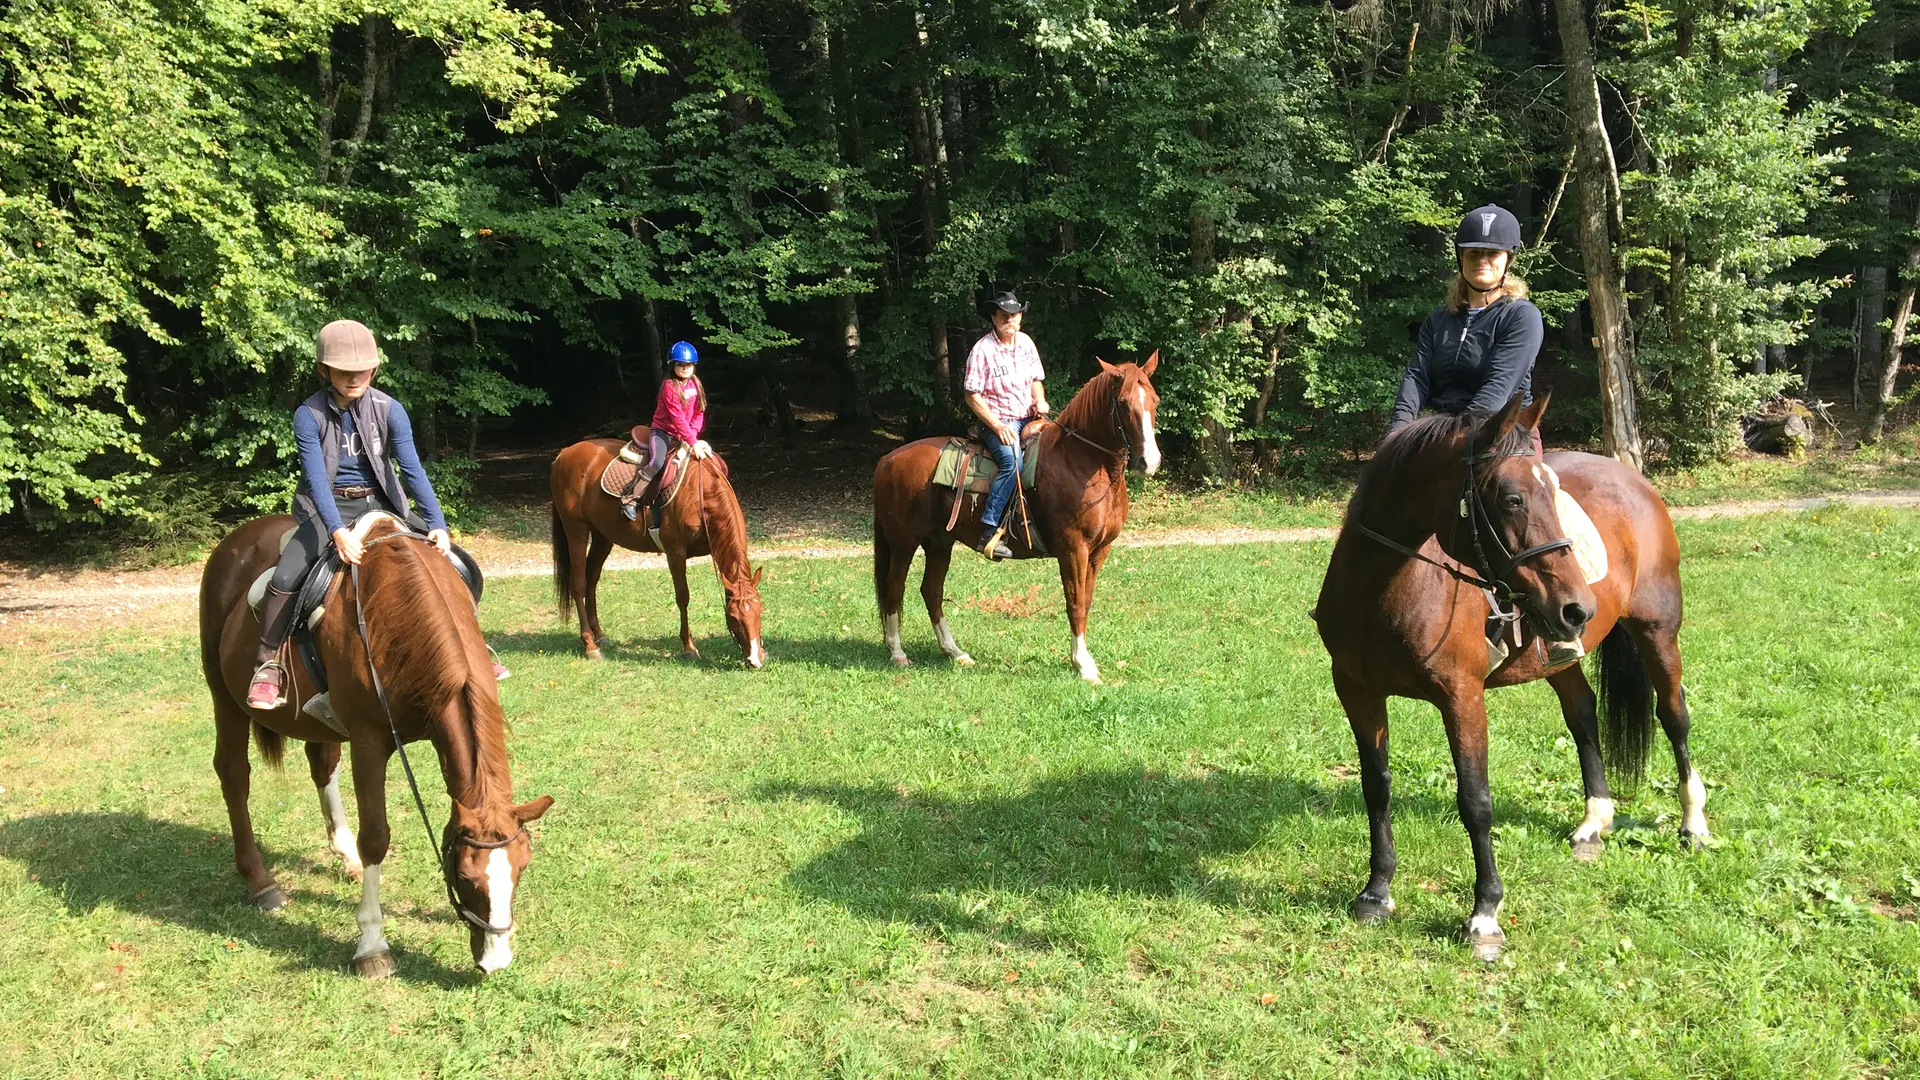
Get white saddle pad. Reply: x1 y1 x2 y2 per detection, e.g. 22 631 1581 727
1541 465 1608 584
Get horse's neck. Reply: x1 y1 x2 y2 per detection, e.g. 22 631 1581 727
698 467 755 592
1351 461 1456 549
431 696 511 811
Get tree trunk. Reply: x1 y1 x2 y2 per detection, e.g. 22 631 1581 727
335 16 380 186
1556 0 1644 470
1865 202 1920 444
811 15 870 427
315 49 336 184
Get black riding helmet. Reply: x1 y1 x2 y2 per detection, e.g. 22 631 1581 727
1456 204 1523 252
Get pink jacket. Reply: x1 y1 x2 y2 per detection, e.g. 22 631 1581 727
651 377 706 444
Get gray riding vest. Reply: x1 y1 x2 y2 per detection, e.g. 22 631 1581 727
292 388 426 531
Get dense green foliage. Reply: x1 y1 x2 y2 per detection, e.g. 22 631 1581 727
2 0 1917 524
3 509 1919 1074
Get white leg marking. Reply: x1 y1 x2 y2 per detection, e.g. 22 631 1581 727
1466 910 1504 938
883 613 906 663
476 849 516 973
933 618 972 664
354 864 389 960
1571 796 1615 843
1679 772 1710 838
1138 390 1162 476
1072 633 1101 683
317 764 363 877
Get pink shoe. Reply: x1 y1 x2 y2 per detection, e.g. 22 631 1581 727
491 660 512 681
246 663 287 710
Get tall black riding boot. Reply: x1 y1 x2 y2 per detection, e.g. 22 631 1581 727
248 587 298 710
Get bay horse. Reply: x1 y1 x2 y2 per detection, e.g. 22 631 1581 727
199 512 553 978
872 353 1162 682
549 434 765 667
1314 394 1708 962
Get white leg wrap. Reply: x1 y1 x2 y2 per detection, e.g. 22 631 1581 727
354 864 389 960
1571 796 1615 843
1679 772 1710 838
883 613 906 663
317 765 362 875
1072 633 1100 683
933 618 972 663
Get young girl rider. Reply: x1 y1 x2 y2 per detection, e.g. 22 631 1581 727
1389 204 1578 667
624 340 714 520
247 320 505 710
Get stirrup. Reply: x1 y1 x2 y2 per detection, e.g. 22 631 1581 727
977 524 1013 562
621 500 639 521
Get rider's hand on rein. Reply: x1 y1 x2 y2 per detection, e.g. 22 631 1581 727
425 528 452 554
693 440 713 460
332 527 365 565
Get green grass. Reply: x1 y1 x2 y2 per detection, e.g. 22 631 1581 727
2 508 1919 1077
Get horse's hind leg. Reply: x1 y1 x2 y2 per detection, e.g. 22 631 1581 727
584 531 614 654
1548 665 1613 861
1334 670 1397 925
1627 620 1710 847
211 698 283 910
920 540 972 665
305 741 362 880
878 533 916 667
562 518 601 660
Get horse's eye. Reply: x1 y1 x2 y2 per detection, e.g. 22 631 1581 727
1505 494 1526 512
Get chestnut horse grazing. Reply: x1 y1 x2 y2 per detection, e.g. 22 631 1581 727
1315 395 1708 963
873 354 1162 682
199 513 552 978
549 435 765 666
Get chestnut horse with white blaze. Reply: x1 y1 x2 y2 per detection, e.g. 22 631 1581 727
873 353 1162 681
1315 394 1709 963
199 513 552 979
549 435 765 667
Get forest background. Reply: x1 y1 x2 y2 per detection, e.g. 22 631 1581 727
2 0 1918 536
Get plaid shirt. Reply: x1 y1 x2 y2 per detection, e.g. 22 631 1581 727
963 330 1044 425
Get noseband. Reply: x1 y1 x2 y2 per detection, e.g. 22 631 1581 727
1355 423 1572 609
348 528 527 937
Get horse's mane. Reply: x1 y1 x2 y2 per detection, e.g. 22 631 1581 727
699 459 758 599
1056 368 1123 434
358 526 511 812
1350 411 1532 518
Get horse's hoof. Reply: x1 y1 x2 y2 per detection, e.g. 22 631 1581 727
354 950 396 980
680 648 701 661
1467 932 1504 964
890 656 912 668
584 648 604 662
1351 896 1395 925
250 884 288 912
1679 829 1711 852
1570 837 1605 862
952 654 974 666
594 635 612 651
1079 673 1103 685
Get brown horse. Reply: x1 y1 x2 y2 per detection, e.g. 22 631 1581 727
199 512 552 978
1314 394 1709 962
873 353 1162 681
549 434 765 666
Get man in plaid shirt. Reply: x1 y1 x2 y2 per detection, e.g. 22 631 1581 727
963 291 1051 560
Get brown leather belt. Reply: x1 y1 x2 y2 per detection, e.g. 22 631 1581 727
333 485 375 499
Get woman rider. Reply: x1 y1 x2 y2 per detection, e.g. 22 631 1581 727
1389 204 1578 667
963 291 1050 561
247 320 503 710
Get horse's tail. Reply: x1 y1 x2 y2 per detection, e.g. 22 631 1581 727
252 723 286 769
551 504 572 621
1596 623 1654 792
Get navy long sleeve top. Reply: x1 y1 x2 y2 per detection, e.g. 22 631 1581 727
293 396 447 534
1389 297 1544 430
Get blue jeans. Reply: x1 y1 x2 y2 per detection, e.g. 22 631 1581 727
980 430 1024 529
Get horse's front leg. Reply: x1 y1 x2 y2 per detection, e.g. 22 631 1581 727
1334 670 1397 922
1438 690 1505 962
348 742 396 979
304 741 363 880
1056 543 1103 683
667 551 698 660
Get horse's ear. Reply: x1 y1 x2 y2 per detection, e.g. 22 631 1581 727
1518 389 1551 433
752 565 764 586
1097 357 1120 375
513 795 555 824
1481 392 1529 444
1141 350 1160 377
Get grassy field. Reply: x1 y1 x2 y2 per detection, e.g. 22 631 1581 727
2 508 1919 1077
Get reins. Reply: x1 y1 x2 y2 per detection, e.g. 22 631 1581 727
348 528 523 936
1356 421 1572 614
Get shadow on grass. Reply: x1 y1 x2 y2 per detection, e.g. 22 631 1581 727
0 812 476 988
761 767 1575 950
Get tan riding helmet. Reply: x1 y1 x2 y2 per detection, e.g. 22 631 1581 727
316 319 382 371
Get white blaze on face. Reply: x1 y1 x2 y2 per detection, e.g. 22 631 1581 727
1137 387 1162 476
476 848 516 973
747 638 763 668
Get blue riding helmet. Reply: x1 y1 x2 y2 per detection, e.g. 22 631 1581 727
669 341 700 366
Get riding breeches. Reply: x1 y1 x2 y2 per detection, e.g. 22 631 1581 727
256 495 390 663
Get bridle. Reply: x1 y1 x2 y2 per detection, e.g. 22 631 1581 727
348 527 524 936
1355 421 1572 617
1058 378 1135 463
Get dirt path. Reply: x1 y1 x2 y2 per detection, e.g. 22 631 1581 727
4 489 1917 628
